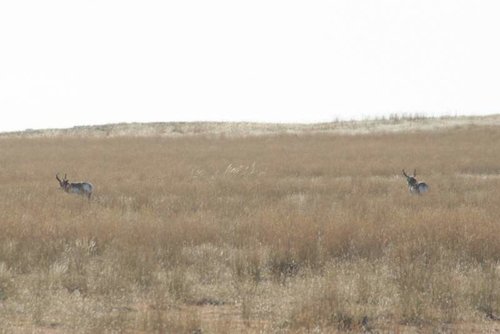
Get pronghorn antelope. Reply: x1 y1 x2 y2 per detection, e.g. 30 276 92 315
56 173 93 200
402 169 429 195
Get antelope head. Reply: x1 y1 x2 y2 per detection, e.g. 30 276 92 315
402 169 418 188
56 173 69 190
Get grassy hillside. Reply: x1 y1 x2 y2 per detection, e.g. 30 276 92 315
0 118 499 332
3 114 500 138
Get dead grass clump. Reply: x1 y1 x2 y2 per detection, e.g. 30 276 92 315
289 262 377 332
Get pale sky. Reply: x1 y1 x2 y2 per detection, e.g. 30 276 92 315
1 1 500 132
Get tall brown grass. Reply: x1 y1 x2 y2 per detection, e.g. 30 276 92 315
0 124 499 332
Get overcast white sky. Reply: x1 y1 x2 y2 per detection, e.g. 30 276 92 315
1 1 500 132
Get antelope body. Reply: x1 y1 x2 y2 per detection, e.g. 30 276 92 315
402 169 429 195
56 173 93 200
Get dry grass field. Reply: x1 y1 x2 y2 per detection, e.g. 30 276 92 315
1 117 500 333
